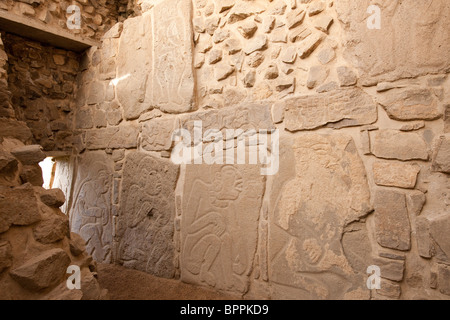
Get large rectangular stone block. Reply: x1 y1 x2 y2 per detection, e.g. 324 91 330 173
118 152 179 278
283 88 377 131
180 164 265 294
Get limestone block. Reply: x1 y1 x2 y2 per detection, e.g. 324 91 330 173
432 135 450 173
371 130 429 161
373 257 405 282
69 152 114 263
9 249 71 291
377 88 442 121
181 164 265 293
284 88 377 131
180 103 274 135
0 184 41 233
150 0 195 113
85 125 139 150
33 214 70 244
116 14 153 120
438 264 450 296
0 240 12 273
118 152 179 278
0 119 33 143
141 117 177 152
429 214 450 264
11 145 46 165
373 161 420 189
20 165 44 186
269 134 372 299
374 190 411 251
335 0 450 85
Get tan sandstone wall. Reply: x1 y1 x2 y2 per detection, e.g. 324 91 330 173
50 0 450 300
2 32 79 151
0 32 106 300
0 0 129 40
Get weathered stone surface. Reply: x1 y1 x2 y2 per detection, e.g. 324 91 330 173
313 15 333 34
85 125 139 150
0 149 18 177
373 161 420 189
0 184 40 233
438 264 450 296
244 35 268 55
269 134 372 299
40 189 66 208
374 190 411 251
33 214 70 244
286 8 305 29
9 249 71 291
141 118 177 152
215 64 235 81
0 240 12 273
151 0 195 113
180 103 275 135
52 158 74 214
69 152 114 263
377 279 401 299
306 65 328 89
116 14 153 120
416 217 433 259
342 222 373 274
377 88 442 121
298 33 323 59
237 21 258 39
69 232 87 257
10 145 45 165
228 2 265 24
181 164 265 293
371 130 429 161
406 190 426 216
19 165 44 187
337 66 357 87
336 0 450 85
432 135 450 173
284 88 377 131
373 257 405 282
0 119 33 143
118 152 179 278
400 121 425 132
429 214 450 264
445 104 450 133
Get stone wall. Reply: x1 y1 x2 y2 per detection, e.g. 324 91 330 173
0 32 106 300
0 0 129 40
2 32 79 151
1 0 449 300
65 0 450 300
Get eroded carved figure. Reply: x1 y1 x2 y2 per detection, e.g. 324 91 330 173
118 152 179 278
70 152 113 263
269 134 372 299
181 165 265 293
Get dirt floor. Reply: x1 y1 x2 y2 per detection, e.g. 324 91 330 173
97 264 242 300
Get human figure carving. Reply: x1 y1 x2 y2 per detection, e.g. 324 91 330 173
71 161 111 262
183 165 248 291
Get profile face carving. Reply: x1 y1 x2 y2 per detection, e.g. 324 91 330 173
213 166 243 201
141 169 162 196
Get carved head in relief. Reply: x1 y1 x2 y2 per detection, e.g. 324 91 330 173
212 165 243 201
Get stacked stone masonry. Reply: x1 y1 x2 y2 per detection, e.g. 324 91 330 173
1 0 449 300
0 0 130 40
